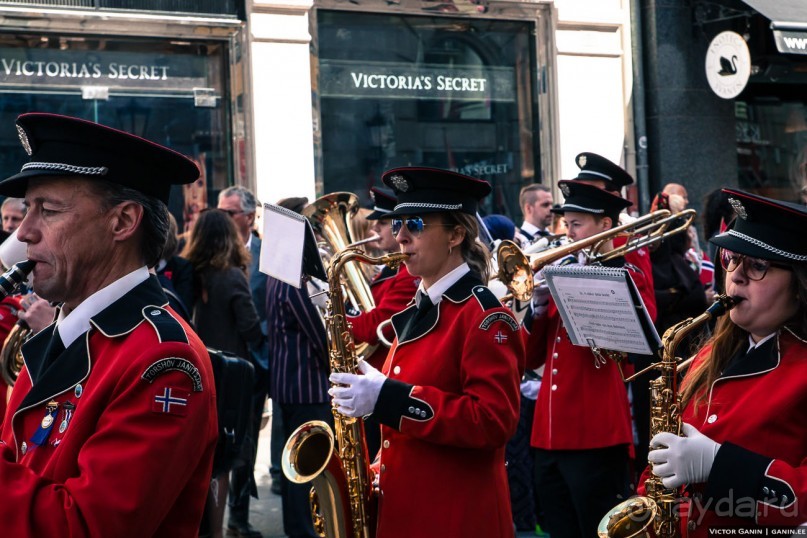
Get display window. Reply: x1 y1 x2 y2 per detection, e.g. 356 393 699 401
316 10 539 217
0 33 234 232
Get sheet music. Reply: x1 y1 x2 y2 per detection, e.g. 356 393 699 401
260 203 307 288
544 264 660 355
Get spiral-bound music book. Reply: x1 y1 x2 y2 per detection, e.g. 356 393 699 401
543 264 661 355
260 202 326 288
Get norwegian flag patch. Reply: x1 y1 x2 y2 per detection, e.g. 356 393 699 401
152 387 189 416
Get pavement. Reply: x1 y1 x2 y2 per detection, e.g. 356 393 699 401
238 413 542 538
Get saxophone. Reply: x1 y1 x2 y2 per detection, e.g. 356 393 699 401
599 294 739 538
282 247 409 538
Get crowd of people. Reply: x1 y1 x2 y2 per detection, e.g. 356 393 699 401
0 110 803 538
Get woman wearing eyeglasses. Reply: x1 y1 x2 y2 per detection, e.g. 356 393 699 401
330 167 525 538
641 189 807 534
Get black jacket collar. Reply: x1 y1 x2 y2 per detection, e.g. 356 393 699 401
720 334 779 380
18 276 168 411
391 272 483 345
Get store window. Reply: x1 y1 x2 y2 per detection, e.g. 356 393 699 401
0 34 233 232
736 100 807 203
316 11 539 217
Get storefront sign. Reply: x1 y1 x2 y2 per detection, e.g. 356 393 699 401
705 31 751 99
773 29 807 56
320 60 516 102
0 48 208 92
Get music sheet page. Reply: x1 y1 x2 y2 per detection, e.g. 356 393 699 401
544 265 659 355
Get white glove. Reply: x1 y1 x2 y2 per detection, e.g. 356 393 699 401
329 360 387 418
520 379 541 400
648 423 721 488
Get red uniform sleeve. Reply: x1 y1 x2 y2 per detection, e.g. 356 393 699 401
374 305 523 450
349 268 418 345
0 340 217 537
626 253 657 323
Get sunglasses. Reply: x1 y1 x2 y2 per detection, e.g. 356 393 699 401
720 248 791 281
390 217 453 237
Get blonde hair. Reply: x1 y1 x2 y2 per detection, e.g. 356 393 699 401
440 212 491 282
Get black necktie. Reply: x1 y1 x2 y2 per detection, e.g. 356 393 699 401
43 327 65 370
401 293 434 340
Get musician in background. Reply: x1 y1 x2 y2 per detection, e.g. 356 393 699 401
0 112 216 536
265 196 331 538
518 184 554 242
644 189 807 534
346 187 419 457
1 197 25 234
526 180 650 538
330 167 524 538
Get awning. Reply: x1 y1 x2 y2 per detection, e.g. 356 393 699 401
743 0 807 55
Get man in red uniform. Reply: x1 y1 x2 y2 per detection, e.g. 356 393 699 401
526 180 655 537
0 113 217 537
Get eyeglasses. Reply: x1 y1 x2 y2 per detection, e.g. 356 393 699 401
221 209 244 218
390 217 452 237
720 248 791 281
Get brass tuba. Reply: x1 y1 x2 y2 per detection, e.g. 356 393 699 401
283 247 409 538
304 193 380 359
598 295 739 538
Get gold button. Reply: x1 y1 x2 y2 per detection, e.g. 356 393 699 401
393 366 401 375
20 442 27 455
383 440 390 449
381 464 386 473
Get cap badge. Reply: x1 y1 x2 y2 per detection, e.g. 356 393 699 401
728 197 748 220
16 125 32 156
389 174 410 192
560 183 571 197
577 154 587 168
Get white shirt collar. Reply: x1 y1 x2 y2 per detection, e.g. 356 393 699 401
748 332 777 351
520 221 546 237
416 263 470 306
56 266 150 348
245 233 253 250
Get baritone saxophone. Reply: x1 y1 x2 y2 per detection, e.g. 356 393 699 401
282 248 409 538
598 294 739 538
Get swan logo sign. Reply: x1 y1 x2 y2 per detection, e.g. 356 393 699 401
705 31 751 99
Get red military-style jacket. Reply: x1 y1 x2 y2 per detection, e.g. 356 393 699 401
372 272 524 538
638 330 807 535
347 264 418 369
0 276 217 537
526 257 653 451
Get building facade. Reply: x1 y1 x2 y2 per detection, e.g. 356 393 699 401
249 0 638 220
0 1 249 234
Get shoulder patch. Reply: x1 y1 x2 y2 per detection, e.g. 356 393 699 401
142 306 188 344
142 358 203 392
479 311 519 331
471 285 501 311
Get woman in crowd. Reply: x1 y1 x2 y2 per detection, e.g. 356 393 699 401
645 189 807 533
329 167 524 538
181 208 264 538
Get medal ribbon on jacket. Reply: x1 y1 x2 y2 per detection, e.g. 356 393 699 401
30 399 59 447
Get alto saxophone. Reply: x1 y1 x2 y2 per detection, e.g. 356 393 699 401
599 294 738 538
282 248 408 538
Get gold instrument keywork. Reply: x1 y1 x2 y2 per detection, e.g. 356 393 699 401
598 295 740 538
283 247 408 538
496 209 696 303
0 260 36 386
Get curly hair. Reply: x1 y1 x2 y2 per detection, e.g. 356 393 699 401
180 209 251 275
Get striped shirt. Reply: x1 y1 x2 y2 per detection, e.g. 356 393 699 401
265 276 329 404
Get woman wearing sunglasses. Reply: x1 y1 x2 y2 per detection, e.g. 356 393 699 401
642 189 807 533
330 167 525 538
